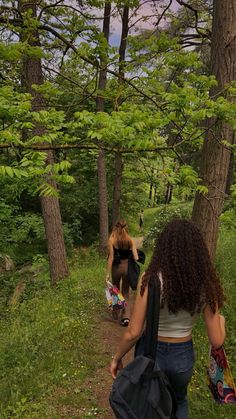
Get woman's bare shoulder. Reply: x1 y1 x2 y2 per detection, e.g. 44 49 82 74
108 236 115 246
130 237 136 246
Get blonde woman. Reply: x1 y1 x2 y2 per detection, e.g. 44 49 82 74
106 220 138 326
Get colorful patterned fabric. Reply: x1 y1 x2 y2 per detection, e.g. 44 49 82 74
105 281 126 311
207 346 236 404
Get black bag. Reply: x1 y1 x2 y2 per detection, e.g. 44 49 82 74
127 259 140 290
137 249 146 264
109 279 177 419
127 249 145 291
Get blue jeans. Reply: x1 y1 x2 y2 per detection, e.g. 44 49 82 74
135 339 195 419
156 340 195 419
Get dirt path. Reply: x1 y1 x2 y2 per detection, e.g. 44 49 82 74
83 237 144 418
134 236 144 249
87 294 136 419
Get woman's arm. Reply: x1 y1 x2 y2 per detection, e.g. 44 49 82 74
131 239 139 261
110 277 148 378
203 304 226 348
105 240 114 281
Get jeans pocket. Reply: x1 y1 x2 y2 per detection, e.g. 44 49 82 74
174 348 195 373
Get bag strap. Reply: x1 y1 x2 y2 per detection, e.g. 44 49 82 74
144 277 160 359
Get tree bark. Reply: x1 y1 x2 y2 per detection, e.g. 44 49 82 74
165 182 173 204
112 151 124 226
149 181 153 201
118 5 129 81
19 0 69 283
96 1 111 255
153 184 157 207
192 0 236 258
111 5 129 226
41 152 69 283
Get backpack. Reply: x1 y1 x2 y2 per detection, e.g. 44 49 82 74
109 279 177 419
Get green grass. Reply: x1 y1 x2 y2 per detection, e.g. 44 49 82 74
0 248 108 418
127 201 193 238
127 207 161 236
189 227 236 418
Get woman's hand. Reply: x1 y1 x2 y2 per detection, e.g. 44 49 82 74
110 357 123 379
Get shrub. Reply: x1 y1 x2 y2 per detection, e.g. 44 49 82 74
220 209 236 230
143 203 192 248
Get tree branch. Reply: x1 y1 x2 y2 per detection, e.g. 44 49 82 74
175 0 209 38
156 0 173 29
0 143 176 153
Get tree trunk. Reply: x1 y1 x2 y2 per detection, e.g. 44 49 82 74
19 0 68 283
97 148 109 253
149 167 154 202
153 184 157 207
96 1 111 255
41 151 69 282
192 0 236 258
111 5 129 225
112 152 123 226
165 182 173 204
118 6 129 81
149 181 153 201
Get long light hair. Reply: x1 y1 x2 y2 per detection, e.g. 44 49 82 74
110 220 132 249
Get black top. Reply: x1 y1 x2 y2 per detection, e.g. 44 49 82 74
113 246 132 261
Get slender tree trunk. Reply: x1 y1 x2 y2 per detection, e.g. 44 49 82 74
19 0 68 283
96 2 111 255
149 167 154 202
153 184 157 207
97 147 109 254
165 182 173 204
149 182 153 201
112 152 124 226
192 0 236 258
111 6 129 226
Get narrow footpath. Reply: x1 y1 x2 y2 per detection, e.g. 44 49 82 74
88 297 135 418
80 237 144 418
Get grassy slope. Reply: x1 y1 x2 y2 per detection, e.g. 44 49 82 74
0 248 108 418
189 229 236 418
127 206 163 236
0 211 235 418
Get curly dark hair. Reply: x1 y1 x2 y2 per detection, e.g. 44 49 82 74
141 219 225 315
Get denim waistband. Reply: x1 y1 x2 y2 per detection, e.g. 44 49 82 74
157 339 193 350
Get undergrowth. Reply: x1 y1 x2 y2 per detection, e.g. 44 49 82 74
0 248 106 418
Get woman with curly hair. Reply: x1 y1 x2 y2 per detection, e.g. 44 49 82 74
110 219 225 419
106 220 138 327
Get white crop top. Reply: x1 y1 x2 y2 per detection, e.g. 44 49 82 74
159 305 199 338
158 273 199 338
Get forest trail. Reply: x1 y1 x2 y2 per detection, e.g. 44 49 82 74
87 295 136 418
133 236 144 249
80 236 144 418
